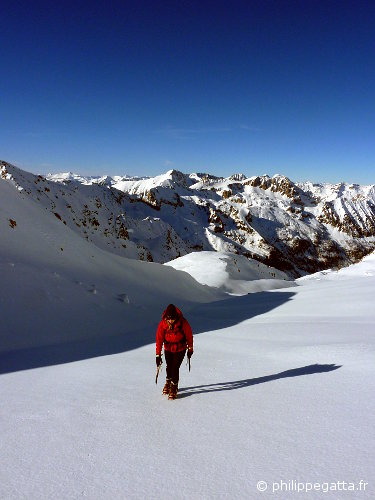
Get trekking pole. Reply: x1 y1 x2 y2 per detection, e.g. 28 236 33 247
186 350 191 372
155 365 160 384
155 359 163 384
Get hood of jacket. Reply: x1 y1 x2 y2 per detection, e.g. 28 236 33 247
162 305 183 323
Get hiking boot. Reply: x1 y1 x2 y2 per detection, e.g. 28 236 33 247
162 379 171 395
168 382 178 400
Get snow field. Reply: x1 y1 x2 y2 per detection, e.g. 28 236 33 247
1 263 375 498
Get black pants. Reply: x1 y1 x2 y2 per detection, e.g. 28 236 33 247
165 350 186 385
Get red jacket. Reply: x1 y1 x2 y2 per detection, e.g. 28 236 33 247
156 306 193 355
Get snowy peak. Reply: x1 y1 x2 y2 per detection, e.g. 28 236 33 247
244 174 303 204
164 169 195 188
300 182 375 238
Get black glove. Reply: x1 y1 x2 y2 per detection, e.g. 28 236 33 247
187 349 193 360
156 355 162 367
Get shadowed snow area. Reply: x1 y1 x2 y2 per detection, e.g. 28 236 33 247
1 171 375 498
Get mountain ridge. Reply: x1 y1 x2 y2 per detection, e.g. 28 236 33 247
2 160 375 277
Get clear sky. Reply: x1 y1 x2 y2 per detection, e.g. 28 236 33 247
1 0 374 183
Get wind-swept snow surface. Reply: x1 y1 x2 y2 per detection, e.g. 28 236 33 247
1 241 374 498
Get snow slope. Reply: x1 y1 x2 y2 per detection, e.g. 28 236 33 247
1 242 374 498
165 251 295 294
0 175 224 355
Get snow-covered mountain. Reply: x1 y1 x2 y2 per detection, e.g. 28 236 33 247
1 159 374 498
0 167 224 355
0 160 294 355
2 161 375 277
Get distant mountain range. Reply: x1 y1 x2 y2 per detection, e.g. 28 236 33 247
2 160 375 277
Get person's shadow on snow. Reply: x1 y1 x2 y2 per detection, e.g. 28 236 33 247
178 364 341 398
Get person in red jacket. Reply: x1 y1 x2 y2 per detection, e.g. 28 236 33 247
156 304 193 400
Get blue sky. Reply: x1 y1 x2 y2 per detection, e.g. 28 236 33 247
1 0 374 183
